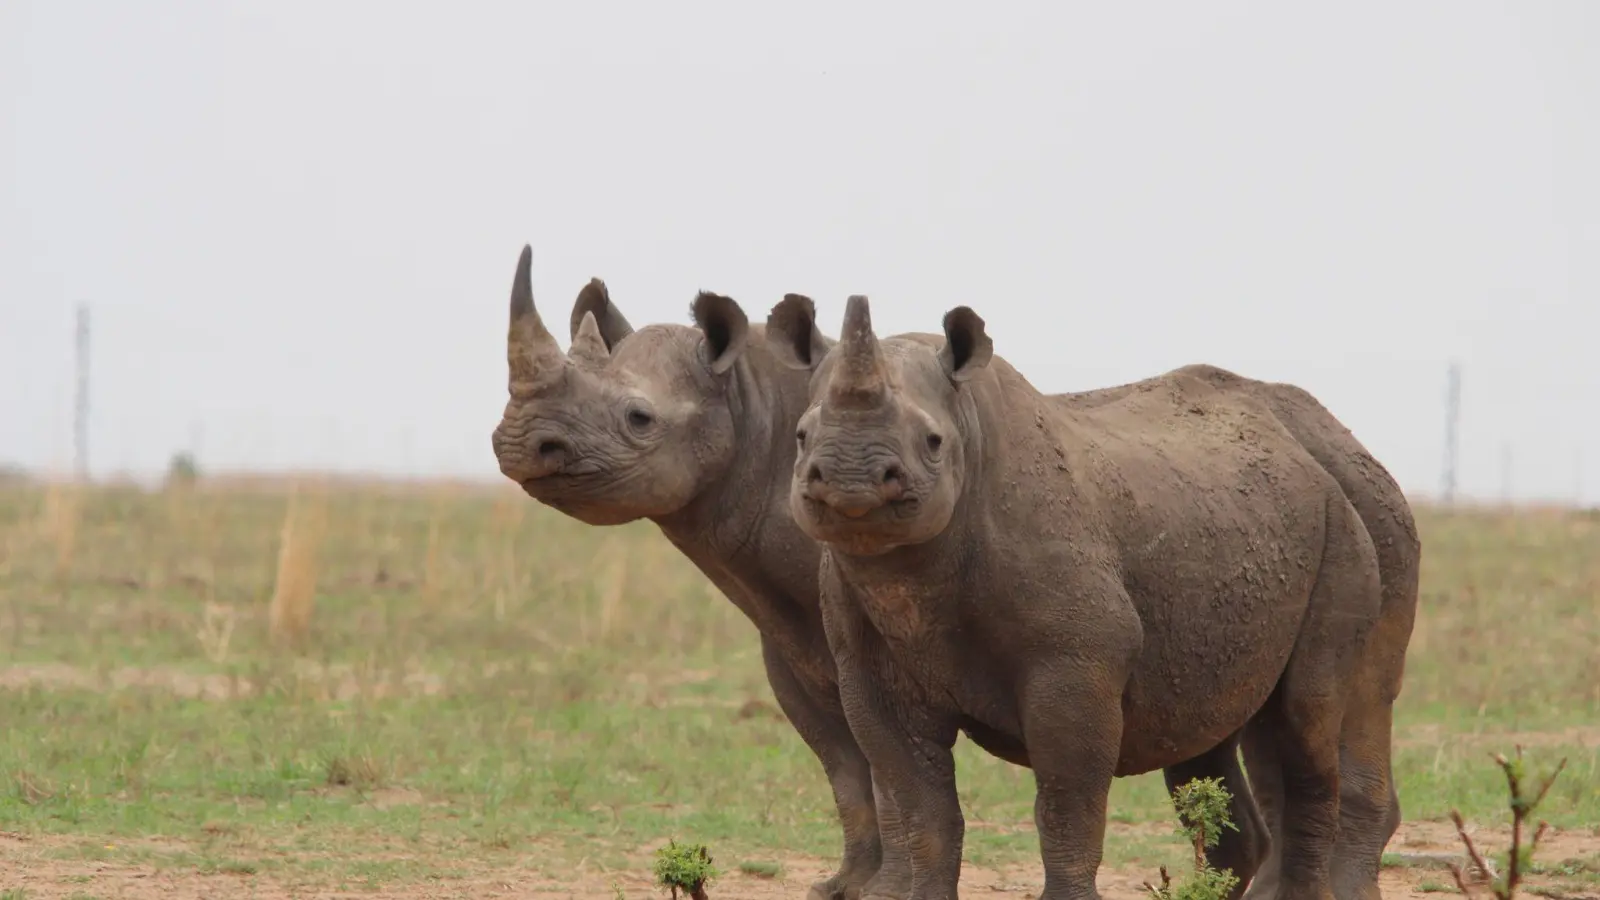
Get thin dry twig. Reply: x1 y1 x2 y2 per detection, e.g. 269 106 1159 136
1448 809 1495 890
1143 865 1173 899
1448 859 1477 898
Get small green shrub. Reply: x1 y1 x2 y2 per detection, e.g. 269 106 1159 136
654 840 718 900
1146 776 1242 900
166 451 200 486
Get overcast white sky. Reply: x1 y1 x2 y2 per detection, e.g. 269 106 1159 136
3 1 1596 501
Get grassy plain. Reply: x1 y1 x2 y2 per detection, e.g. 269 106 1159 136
1 478 1597 899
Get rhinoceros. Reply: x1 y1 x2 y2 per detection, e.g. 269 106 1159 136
492 245 1417 900
771 295 1394 900
492 247 899 900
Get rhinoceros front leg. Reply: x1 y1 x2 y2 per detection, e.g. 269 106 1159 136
1021 661 1126 900
759 637 889 900
831 651 963 900
858 776 914 899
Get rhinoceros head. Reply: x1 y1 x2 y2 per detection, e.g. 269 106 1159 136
490 246 751 526
767 293 992 556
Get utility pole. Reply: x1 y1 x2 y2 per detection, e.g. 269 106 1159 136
1441 361 1461 505
73 304 91 482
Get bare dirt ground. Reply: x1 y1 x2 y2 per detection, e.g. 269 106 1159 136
6 822 1599 900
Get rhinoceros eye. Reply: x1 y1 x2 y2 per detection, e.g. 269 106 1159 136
624 402 657 434
926 433 944 454
796 429 808 449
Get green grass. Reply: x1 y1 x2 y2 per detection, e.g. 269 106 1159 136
2 480 1598 894
738 860 784 879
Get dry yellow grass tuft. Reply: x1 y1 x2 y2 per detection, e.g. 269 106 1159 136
39 477 81 586
268 481 329 646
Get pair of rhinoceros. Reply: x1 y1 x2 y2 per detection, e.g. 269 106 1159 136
491 246 1419 900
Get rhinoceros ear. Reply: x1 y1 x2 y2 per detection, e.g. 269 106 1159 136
570 278 633 352
691 291 750 376
938 306 993 384
765 293 830 371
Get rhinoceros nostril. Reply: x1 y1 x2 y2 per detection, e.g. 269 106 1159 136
880 464 907 503
511 434 572 483
807 464 825 484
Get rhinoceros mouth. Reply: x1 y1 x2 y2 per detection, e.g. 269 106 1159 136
522 488 645 527
800 494 922 544
516 459 604 487
515 462 612 504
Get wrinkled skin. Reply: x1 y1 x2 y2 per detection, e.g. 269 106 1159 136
773 296 1388 900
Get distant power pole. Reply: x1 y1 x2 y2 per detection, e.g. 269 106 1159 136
73 304 91 482
1441 361 1461 505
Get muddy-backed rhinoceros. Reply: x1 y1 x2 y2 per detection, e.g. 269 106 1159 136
771 295 1394 900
